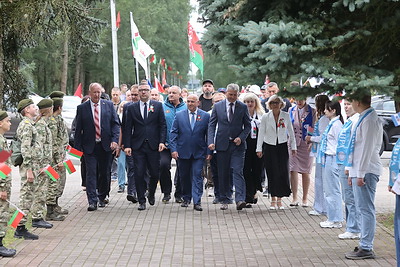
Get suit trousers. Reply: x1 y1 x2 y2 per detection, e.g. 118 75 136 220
217 143 246 204
178 157 204 205
133 142 161 204
85 143 113 205
125 154 137 196
160 149 173 194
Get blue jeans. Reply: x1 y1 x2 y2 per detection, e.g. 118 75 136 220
339 164 360 233
351 173 379 251
395 194 400 265
313 162 326 214
117 151 127 187
323 155 343 222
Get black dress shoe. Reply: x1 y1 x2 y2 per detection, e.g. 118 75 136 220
175 197 183 203
0 246 16 257
98 200 106 208
181 202 189 208
162 194 171 203
127 195 138 203
104 198 109 204
148 195 155 206
138 203 146 210
194 204 203 211
236 201 246 210
87 204 97 211
32 219 53 229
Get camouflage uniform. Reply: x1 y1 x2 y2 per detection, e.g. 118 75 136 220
0 135 12 238
17 117 40 226
30 117 52 221
54 115 68 199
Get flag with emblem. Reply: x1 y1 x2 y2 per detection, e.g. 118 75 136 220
8 208 25 228
188 22 204 77
45 165 59 181
66 145 83 159
0 163 11 179
63 159 76 174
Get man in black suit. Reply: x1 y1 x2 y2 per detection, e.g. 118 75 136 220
261 82 292 112
124 83 167 211
74 82 120 211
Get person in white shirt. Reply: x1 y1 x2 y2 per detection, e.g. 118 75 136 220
256 95 296 210
305 95 329 216
345 94 382 260
337 99 361 240
317 101 344 228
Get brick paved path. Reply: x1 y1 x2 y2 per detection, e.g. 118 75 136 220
1 159 397 266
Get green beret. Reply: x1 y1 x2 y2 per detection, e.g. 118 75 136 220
0 111 8 121
52 97 63 107
37 99 53 110
17 99 34 113
49 91 65 99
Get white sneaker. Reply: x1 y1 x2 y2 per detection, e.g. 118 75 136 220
207 187 214 197
320 220 342 228
308 210 322 216
338 232 360 239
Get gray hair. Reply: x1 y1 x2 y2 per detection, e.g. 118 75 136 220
226 83 240 92
267 82 278 88
267 94 286 110
169 85 182 94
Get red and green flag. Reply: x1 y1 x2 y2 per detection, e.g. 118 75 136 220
0 150 12 163
0 163 11 179
188 22 204 77
63 159 76 174
8 209 25 229
45 165 59 181
66 145 83 159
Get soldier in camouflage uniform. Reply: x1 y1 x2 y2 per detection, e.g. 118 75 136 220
30 99 55 229
14 99 40 240
45 96 67 221
48 91 69 215
0 111 17 257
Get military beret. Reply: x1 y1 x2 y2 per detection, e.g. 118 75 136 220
17 99 34 113
37 99 53 110
0 111 8 121
52 97 63 107
49 91 65 99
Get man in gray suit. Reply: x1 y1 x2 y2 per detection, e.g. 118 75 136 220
208 83 251 210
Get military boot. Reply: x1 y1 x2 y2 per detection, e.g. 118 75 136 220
55 198 68 215
14 225 39 240
46 205 65 221
0 237 16 257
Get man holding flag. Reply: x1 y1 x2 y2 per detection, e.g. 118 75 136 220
0 111 17 257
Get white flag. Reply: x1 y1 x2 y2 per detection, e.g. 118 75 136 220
130 12 154 79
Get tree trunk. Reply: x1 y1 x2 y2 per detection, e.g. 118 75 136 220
0 24 4 109
60 34 69 93
73 47 81 90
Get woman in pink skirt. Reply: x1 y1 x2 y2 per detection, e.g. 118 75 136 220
288 98 316 207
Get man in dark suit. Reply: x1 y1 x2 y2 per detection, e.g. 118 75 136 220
169 94 211 211
123 83 167 211
74 82 120 211
261 82 292 112
208 83 251 211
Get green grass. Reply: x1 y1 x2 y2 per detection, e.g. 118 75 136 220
376 212 395 232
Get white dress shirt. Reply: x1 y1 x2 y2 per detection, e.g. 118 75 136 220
139 100 150 119
348 107 382 178
310 115 330 143
324 116 343 156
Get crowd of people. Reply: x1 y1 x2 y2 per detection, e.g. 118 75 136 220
0 78 394 261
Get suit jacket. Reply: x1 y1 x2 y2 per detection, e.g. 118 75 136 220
207 99 251 151
74 99 120 154
123 100 167 150
169 109 210 159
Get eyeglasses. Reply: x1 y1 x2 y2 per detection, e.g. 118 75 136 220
132 94 139 96
270 101 280 105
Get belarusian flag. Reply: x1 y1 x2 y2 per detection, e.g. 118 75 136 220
154 74 164 93
66 145 83 159
188 22 204 77
0 163 11 179
45 165 59 181
63 159 76 174
8 209 25 228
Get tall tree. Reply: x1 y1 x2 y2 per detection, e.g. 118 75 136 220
198 0 400 98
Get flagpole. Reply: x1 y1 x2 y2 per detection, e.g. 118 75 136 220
136 60 139 84
110 0 119 87
6 200 26 215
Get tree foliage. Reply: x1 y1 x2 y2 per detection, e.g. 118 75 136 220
198 0 400 99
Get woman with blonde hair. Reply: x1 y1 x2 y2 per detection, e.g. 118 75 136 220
243 93 264 207
257 95 296 209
